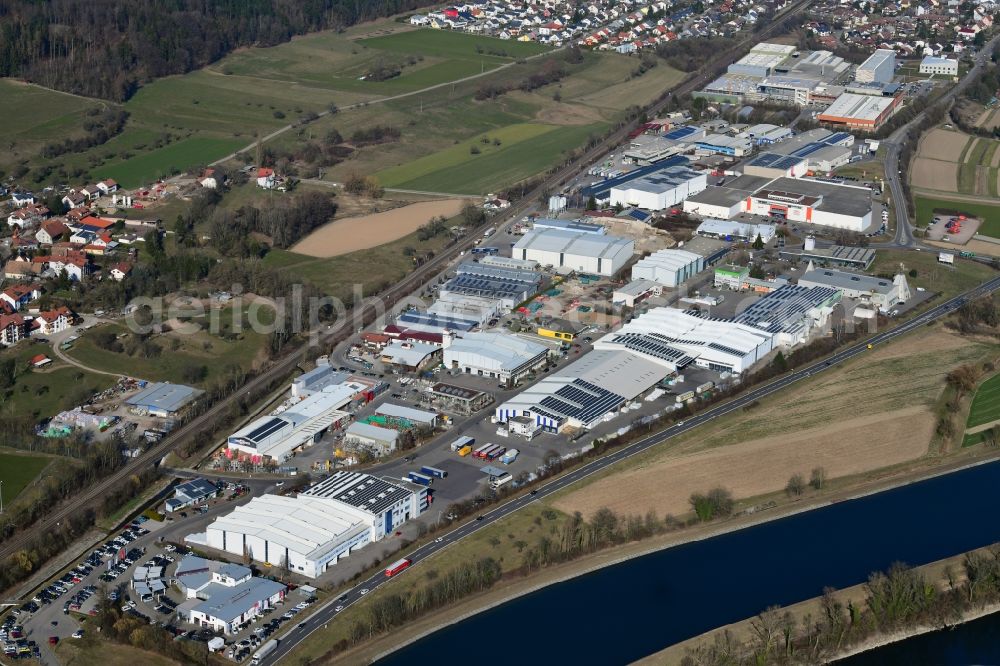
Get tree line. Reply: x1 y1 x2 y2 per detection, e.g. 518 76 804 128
682 546 1000 665
208 190 337 254
0 0 439 101
39 108 129 159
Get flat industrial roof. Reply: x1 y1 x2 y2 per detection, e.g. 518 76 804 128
752 177 872 217
746 153 806 171
612 166 704 194
819 92 895 121
304 471 417 515
859 49 895 71
514 228 634 260
445 331 548 371
632 248 703 273
798 268 895 294
125 382 201 412
345 421 399 443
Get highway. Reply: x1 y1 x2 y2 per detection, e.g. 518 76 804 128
268 274 1000 665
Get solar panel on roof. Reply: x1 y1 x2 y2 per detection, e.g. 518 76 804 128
791 142 827 158
246 417 287 442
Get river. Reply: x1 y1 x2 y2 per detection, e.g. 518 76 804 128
378 461 1000 665
837 611 1000 665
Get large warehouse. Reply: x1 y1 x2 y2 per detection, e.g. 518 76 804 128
855 49 896 85
797 267 910 311
746 177 873 231
125 382 202 417
439 261 541 310
226 381 366 461
630 248 705 287
609 166 707 210
443 331 549 384
200 472 426 578
696 218 777 244
817 92 901 130
513 228 634 276
682 174 772 219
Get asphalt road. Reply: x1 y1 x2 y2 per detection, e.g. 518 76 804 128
267 274 1000 665
880 34 1000 246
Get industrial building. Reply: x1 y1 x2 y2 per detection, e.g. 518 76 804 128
734 283 841 347
427 383 492 415
623 135 689 165
579 155 690 203
695 134 753 158
427 293 501 326
856 49 896 84
696 218 777 244
125 382 201 417
513 228 634 276
374 403 439 428
699 48 850 106
344 421 399 454
746 177 873 231
817 92 901 130
609 166 707 210
746 124 794 145
443 330 549 383
682 174 772 219
478 254 539 271
727 42 796 78
174 557 286 635
394 309 477 335
779 244 876 269
612 279 662 307
743 153 809 179
165 478 218 513
227 380 366 461
379 340 441 372
714 264 751 290
920 56 958 76
797 266 910 312
531 218 606 235
199 472 426 578
630 249 706 287
439 261 541 310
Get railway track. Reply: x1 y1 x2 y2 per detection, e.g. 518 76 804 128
0 0 815 568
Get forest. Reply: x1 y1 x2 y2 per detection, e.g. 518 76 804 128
0 0 436 101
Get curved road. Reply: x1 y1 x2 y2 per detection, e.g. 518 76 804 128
268 275 1000 665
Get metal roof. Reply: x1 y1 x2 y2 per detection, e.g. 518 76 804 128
304 471 417 515
125 382 201 412
798 268 895 294
345 421 399 444
747 153 805 170
514 228 634 260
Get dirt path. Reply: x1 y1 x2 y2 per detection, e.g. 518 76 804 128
289 198 472 257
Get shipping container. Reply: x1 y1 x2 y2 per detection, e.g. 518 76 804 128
449 436 475 452
458 445 473 457
500 448 519 464
675 390 695 403
486 446 506 461
420 465 448 479
696 381 715 395
384 558 412 577
408 472 433 486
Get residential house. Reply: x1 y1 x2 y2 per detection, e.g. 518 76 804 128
0 284 41 310
10 192 35 207
61 191 88 209
0 314 27 346
79 185 102 200
3 256 33 280
7 203 49 228
36 219 69 245
200 168 224 189
96 179 119 196
256 168 276 189
35 306 73 335
111 262 133 281
39 252 92 281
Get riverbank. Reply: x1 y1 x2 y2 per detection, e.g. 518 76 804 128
644 546 1000 665
326 448 1000 665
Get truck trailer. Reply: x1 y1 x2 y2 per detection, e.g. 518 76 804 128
490 472 513 489
486 446 505 461
500 448 519 464
458 445 473 457
675 390 695 403
408 471 433 486
420 465 448 479
472 443 494 458
384 558 412 577
449 436 475 452
252 640 279 666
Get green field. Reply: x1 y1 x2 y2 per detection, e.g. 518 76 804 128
967 373 1000 428
914 195 1000 236
375 121 606 193
96 137 245 188
0 451 52 504
359 29 549 61
956 138 999 195
870 249 996 297
0 344 117 421
65 305 274 386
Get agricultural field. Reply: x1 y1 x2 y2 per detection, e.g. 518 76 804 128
551 325 996 520
65 304 275 386
913 195 1000 236
0 451 52 505
0 79 106 175
910 126 1000 198
9 24 554 190
375 122 607 194
966 373 1000 429
0 344 116 421
55 636 182 666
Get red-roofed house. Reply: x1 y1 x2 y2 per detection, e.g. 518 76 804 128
0 284 41 310
79 215 117 232
111 262 133 281
7 203 49 228
0 314 27 346
35 306 74 335
30 354 52 367
36 219 69 245
256 168 276 189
